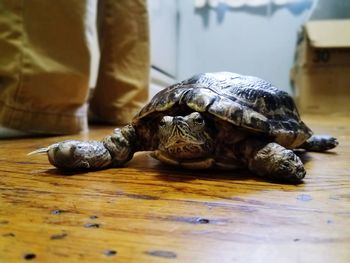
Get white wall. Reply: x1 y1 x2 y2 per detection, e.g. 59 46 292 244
177 1 314 93
148 0 178 77
310 0 350 20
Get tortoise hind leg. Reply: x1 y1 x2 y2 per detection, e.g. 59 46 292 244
300 135 338 152
30 125 137 170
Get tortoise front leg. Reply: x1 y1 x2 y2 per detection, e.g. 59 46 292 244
29 125 137 170
102 124 137 167
238 139 306 182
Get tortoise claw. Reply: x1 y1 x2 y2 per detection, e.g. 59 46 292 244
27 144 58 156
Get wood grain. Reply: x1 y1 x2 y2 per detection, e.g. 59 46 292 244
0 114 350 262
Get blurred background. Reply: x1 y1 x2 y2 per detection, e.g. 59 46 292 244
146 0 349 96
86 0 349 112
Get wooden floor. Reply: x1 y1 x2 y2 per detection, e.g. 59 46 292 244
1 114 349 262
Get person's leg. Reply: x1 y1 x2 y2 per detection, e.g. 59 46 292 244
0 0 92 135
89 0 150 125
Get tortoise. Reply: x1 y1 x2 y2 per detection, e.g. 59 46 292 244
31 72 338 182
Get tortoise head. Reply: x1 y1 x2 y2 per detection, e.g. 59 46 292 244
158 112 214 160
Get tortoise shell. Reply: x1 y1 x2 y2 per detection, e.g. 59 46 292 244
133 72 312 149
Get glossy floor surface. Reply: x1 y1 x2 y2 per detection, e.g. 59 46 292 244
1 114 349 262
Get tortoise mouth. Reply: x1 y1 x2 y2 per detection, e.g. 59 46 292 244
164 145 207 160
165 137 204 148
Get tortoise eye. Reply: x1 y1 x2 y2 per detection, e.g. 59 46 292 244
193 116 204 125
159 119 166 127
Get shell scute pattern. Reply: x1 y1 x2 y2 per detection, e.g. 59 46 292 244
181 87 217 113
134 72 312 148
138 83 184 118
207 96 244 126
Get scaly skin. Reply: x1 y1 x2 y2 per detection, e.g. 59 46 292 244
301 135 339 152
238 139 306 182
29 112 338 183
46 140 112 169
29 125 137 170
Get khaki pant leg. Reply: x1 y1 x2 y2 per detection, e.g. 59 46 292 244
0 0 92 134
89 0 150 125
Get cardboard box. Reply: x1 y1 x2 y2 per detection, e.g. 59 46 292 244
291 19 350 114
